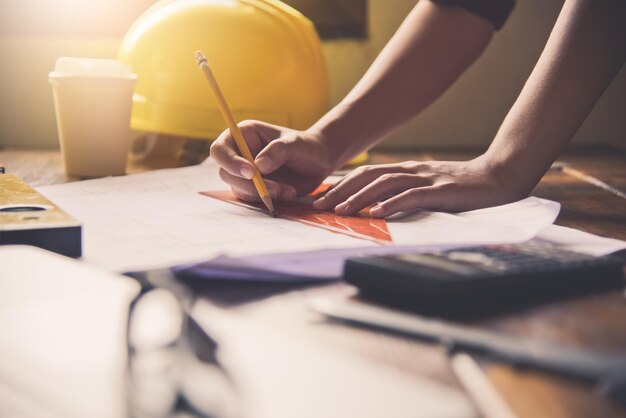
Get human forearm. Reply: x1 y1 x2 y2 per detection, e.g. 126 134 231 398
484 0 626 195
310 0 494 169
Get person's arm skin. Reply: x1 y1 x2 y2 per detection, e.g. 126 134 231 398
210 1 494 202
481 0 626 201
322 0 626 217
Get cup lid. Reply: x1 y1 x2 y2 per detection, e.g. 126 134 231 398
49 57 136 79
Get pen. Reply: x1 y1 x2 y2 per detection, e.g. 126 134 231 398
450 353 518 418
551 162 626 200
194 50 276 217
311 297 625 383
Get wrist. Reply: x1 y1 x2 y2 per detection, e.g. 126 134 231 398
473 152 536 199
297 128 340 177
305 125 351 172
307 96 383 171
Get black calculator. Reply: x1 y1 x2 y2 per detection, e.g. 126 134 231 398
344 243 625 316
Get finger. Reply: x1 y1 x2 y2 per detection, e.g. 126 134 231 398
274 181 298 200
334 173 430 216
219 169 283 202
313 164 407 210
369 186 450 218
241 120 283 146
254 133 305 175
237 120 281 155
211 130 256 179
211 120 284 179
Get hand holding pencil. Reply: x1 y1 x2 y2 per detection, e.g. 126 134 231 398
197 51 335 212
195 50 276 217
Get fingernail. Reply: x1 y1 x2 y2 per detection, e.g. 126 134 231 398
335 202 350 214
240 166 254 179
313 197 326 209
255 157 272 173
370 205 383 217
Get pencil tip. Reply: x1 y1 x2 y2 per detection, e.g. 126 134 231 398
260 195 276 218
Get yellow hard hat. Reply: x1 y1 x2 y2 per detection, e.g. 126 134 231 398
117 0 329 140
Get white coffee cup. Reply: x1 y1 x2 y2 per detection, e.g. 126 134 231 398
49 57 137 178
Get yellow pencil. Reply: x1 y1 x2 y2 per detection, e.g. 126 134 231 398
194 50 276 217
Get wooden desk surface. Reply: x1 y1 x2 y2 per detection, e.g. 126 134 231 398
2 146 626 418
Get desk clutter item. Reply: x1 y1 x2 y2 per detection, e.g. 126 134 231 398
0 173 81 257
0 245 139 418
345 242 625 316
312 298 626 407
49 57 137 178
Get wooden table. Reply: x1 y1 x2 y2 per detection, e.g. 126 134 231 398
2 146 626 418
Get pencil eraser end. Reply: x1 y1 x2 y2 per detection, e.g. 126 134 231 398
195 50 207 66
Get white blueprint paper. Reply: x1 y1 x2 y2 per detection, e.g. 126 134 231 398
534 224 626 256
38 163 368 272
198 197 562 280
38 160 564 276
386 197 560 246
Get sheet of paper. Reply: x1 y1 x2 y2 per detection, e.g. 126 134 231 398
534 224 626 256
386 196 560 246
174 244 453 281
38 163 372 272
39 160 564 278
175 199 560 282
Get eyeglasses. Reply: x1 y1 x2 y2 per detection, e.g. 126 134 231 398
125 269 240 418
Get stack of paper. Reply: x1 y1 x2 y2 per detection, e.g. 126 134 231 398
37 160 625 281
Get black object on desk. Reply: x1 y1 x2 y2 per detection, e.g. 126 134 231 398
344 242 625 316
